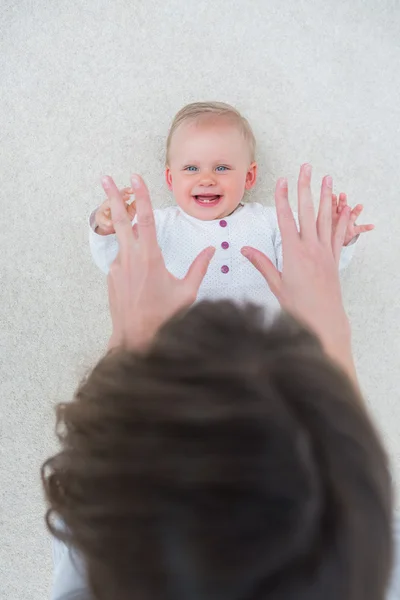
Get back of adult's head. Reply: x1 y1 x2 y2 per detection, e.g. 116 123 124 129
42 301 393 600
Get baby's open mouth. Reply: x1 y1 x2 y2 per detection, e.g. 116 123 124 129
194 194 222 205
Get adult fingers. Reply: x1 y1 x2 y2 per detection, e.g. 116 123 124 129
333 205 351 263
102 176 135 258
107 271 118 331
275 178 299 255
297 164 317 241
131 174 158 253
184 246 216 295
331 194 338 227
132 223 139 240
241 246 282 299
317 175 333 245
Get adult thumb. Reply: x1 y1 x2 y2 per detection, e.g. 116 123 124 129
184 246 216 292
241 246 282 299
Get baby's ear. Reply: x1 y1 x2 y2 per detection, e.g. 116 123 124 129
165 167 173 191
245 162 258 190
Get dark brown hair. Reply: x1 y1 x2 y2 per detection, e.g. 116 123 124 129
42 301 393 600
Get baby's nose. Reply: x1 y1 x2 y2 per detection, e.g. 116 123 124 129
199 175 216 186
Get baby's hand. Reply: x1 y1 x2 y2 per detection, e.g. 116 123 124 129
332 192 374 246
95 187 136 235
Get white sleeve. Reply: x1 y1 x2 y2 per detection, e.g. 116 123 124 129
272 210 358 273
88 208 137 275
338 235 359 271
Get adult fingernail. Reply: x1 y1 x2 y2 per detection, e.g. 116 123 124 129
241 247 250 257
326 175 332 188
102 176 111 189
303 164 312 176
131 175 140 189
206 246 216 259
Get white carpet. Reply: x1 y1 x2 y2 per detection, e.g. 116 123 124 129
1 1 400 597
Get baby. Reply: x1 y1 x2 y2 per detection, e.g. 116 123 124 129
89 102 373 311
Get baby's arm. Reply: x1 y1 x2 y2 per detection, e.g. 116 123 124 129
337 236 358 271
89 187 138 274
89 207 131 274
89 205 167 274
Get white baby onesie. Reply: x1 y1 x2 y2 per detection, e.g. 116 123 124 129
89 202 356 314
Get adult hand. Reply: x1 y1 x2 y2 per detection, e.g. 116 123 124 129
241 164 356 381
104 174 215 350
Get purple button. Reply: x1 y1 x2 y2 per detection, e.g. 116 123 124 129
221 265 229 274
219 219 227 228
221 241 229 249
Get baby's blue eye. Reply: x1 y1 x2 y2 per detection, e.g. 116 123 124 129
216 166 228 172
185 166 198 172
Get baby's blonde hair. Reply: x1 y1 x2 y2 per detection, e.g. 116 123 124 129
166 101 256 165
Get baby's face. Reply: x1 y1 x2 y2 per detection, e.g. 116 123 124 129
166 119 257 220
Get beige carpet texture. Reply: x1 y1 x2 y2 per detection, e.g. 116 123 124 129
1 1 400 597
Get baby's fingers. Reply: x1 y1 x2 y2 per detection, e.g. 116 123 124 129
122 188 135 212
96 200 112 227
127 201 137 220
98 211 113 228
122 187 136 220
121 187 134 198
337 193 347 214
354 223 375 235
349 204 363 226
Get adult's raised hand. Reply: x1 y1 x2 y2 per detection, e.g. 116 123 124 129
103 174 215 350
241 164 356 381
